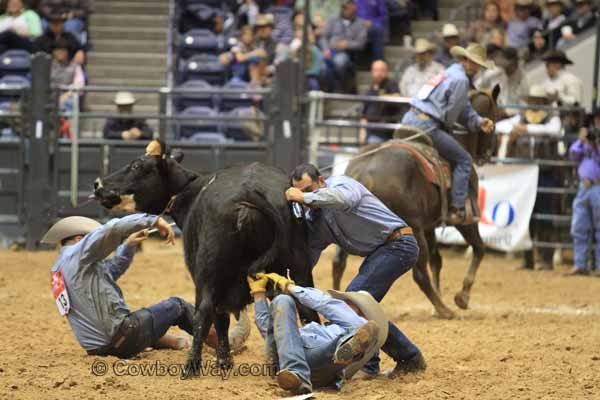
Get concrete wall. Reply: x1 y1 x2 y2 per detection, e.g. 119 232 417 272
525 30 598 112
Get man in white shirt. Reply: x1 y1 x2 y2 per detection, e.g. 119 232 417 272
400 38 444 98
539 50 583 106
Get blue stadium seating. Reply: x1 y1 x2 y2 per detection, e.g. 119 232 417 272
179 28 219 57
222 106 265 141
0 50 31 78
174 79 215 111
217 78 254 112
0 75 30 103
176 106 221 139
179 53 227 85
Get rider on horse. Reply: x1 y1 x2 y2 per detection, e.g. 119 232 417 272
401 43 495 225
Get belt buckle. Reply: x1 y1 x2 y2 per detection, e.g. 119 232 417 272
418 112 430 121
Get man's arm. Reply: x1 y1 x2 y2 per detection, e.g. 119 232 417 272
103 119 123 139
302 181 362 211
290 286 367 331
495 115 520 135
525 116 562 137
345 20 368 50
136 120 154 140
102 243 137 281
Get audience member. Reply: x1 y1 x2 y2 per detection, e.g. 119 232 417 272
400 38 443 98
540 50 582 106
320 0 367 93
255 14 278 66
487 27 507 47
417 0 439 20
0 0 42 54
38 0 90 42
468 1 505 45
435 23 460 68
295 0 345 37
356 0 387 61
475 44 508 97
496 85 563 271
359 59 400 144
230 25 268 85
527 29 547 61
288 27 324 90
542 0 567 48
50 37 83 112
103 92 153 141
566 124 600 276
569 0 596 34
237 0 260 27
33 13 84 64
499 47 530 116
507 0 541 49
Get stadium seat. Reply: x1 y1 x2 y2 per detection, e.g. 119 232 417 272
186 132 229 143
183 0 224 7
217 78 254 112
0 75 30 103
174 79 215 111
265 6 294 44
176 106 221 139
179 28 219 57
222 106 265 141
179 53 227 85
0 50 31 78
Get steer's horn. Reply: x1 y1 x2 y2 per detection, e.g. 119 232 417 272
145 140 162 156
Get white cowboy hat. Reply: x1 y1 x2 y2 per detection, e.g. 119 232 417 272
450 42 493 69
328 290 389 378
414 38 437 54
41 216 102 244
441 23 459 38
113 91 137 106
527 85 549 99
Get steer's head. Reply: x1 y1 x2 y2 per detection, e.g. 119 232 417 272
94 140 195 215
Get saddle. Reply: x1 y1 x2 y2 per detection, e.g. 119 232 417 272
392 128 480 225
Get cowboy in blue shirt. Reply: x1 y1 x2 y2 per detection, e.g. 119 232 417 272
402 43 495 224
43 214 195 358
285 163 425 379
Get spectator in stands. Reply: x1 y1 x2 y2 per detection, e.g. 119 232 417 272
356 0 387 61
566 123 600 276
33 13 84 65
417 0 439 20
230 25 268 86
569 0 596 34
50 37 83 112
435 24 460 68
103 92 153 141
542 0 567 48
540 50 583 106
507 0 541 49
495 85 563 271
238 0 260 27
474 44 508 97
255 14 278 68
468 1 505 45
359 60 400 144
487 27 507 47
288 27 324 90
400 38 444 98
295 0 345 37
0 0 42 53
499 47 530 116
527 29 547 61
321 0 367 93
38 0 90 43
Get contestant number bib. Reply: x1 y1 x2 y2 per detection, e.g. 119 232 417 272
51 268 70 316
417 73 446 100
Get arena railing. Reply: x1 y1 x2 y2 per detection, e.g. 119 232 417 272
306 91 581 251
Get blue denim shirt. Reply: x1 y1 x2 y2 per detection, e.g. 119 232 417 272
50 213 158 350
410 63 483 133
254 286 367 349
304 175 407 266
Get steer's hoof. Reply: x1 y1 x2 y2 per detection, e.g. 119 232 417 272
181 359 200 380
433 307 456 320
454 292 470 310
217 355 234 371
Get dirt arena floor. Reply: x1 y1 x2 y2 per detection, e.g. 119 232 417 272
1 240 599 400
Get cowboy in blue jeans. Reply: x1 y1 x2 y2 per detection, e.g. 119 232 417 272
247 272 385 394
566 130 600 276
286 163 425 379
42 214 195 358
402 43 495 224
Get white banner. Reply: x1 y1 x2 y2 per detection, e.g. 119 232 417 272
436 163 539 252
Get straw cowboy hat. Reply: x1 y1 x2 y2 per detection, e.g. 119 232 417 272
254 13 274 27
41 216 102 244
113 91 137 106
414 38 437 54
328 290 389 378
441 23 459 38
542 49 573 65
450 43 493 69
515 0 533 6
525 84 550 102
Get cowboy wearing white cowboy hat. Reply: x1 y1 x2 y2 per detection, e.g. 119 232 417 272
43 213 198 358
401 43 495 225
247 272 387 394
103 91 154 141
400 38 444 98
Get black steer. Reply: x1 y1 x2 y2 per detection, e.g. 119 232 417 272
94 140 317 377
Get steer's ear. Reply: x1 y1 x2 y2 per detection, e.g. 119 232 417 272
170 149 184 163
145 140 163 157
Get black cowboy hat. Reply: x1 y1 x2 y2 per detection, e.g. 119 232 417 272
543 50 573 65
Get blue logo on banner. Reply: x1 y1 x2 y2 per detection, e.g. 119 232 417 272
491 201 515 227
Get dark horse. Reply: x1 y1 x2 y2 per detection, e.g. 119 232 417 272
332 88 499 319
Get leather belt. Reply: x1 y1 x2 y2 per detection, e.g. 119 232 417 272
86 316 130 356
386 226 414 243
583 179 600 189
410 107 442 126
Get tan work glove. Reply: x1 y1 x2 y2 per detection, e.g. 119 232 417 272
259 272 295 294
247 274 269 296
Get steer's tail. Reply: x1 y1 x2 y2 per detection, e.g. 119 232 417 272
236 186 288 276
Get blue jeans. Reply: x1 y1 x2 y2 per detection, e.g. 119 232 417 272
270 295 346 388
402 110 472 209
145 296 195 342
367 23 385 61
346 234 421 374
571 183 600 270
324 50 354 92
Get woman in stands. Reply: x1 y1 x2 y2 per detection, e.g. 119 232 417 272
0 0 42 53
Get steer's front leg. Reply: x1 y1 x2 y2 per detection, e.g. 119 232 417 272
214 312 233 370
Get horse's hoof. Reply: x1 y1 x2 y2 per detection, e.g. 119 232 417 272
181 359 200 380
454 292 470 310
433 307 456 320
